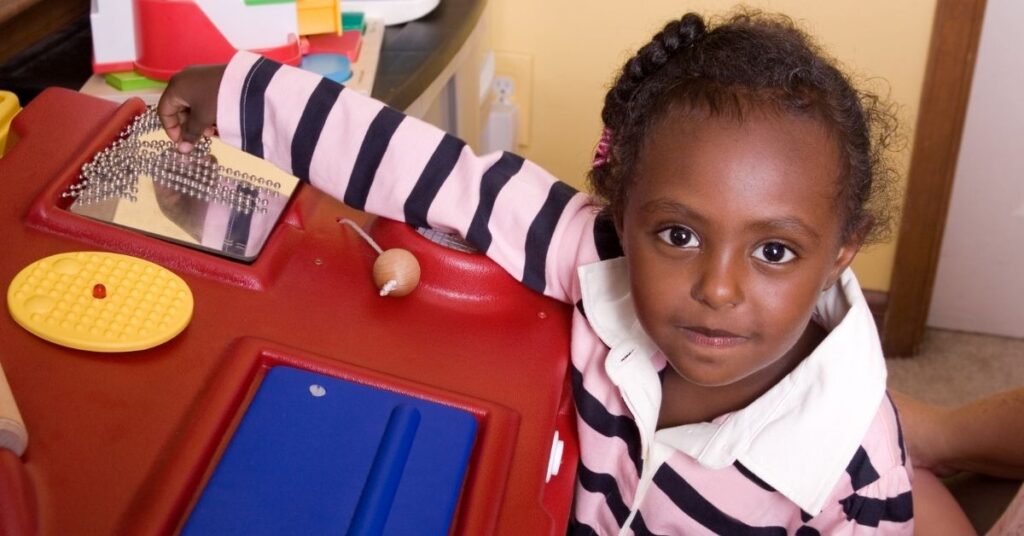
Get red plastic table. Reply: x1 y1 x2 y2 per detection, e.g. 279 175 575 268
0 88 578 535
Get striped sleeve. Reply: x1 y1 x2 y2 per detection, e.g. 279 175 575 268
802 466 913 535
216 51 609 303
801 396 915 534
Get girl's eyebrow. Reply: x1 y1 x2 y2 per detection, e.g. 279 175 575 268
642 198 822 244
641 199 709 225
748 218 822 245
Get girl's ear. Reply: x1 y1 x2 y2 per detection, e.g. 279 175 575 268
824 241 861 291
823 222 869 291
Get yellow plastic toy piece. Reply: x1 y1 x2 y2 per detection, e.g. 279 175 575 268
0 91 21 158
7 252 194 353
297 0 341 35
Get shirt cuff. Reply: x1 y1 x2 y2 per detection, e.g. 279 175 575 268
216 50 264 150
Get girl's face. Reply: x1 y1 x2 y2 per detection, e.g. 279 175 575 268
618 109 860 388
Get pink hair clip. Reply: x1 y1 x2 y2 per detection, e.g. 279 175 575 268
592 127 613 168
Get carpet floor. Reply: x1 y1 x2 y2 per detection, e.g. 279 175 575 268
887 328 1024 406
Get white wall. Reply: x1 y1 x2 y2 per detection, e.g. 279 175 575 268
928 0 1024 338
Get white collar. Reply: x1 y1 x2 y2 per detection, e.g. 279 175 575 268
578 258 887 515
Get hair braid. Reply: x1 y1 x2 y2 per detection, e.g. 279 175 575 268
591 14 706 222
602 14 706 129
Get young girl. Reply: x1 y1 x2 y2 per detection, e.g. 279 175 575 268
159 11 911 534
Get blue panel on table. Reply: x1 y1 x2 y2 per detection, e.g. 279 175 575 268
182 366 478 535
301 53 353 83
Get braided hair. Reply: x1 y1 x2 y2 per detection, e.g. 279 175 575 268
588 11 898 245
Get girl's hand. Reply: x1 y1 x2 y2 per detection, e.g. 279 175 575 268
156 64 227 154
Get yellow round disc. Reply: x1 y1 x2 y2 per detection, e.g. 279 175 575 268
6 251 194 352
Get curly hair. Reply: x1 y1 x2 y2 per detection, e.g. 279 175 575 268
588 11 899 245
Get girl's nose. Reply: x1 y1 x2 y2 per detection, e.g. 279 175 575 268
690 255 744 310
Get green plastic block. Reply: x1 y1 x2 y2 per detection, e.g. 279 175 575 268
244 0 294 5
104 71 167 92
342 12 366 33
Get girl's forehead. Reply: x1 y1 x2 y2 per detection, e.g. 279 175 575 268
639 109 841 184
629 112 844 229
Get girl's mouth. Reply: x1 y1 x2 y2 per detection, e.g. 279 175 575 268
680 326 749 348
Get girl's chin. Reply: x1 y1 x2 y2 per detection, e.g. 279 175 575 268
668 361 749 389
664 348 770 389
666 347 793 391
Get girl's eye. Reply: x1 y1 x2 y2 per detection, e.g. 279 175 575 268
656 226 701 248
753 242 796 264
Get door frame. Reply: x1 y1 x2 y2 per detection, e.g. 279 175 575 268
882 0 988 356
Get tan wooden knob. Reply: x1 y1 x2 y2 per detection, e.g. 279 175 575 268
373 248 420 297
0 362 27 456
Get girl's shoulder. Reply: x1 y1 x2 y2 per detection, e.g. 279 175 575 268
830 392 912 497
803 394 914 531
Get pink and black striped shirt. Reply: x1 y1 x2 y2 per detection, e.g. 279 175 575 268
216 51 913 535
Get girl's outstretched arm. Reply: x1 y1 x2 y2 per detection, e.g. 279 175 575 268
159 52 613 304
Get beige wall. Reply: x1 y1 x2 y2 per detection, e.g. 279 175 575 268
487 0 937 291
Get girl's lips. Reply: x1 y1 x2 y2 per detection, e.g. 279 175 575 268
680 326 749 348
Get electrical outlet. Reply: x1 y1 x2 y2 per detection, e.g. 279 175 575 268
493 76 515 100
494 51 532 147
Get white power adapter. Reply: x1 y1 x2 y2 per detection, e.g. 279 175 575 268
481 76 519 154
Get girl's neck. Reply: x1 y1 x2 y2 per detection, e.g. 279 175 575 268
657 320 827 429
